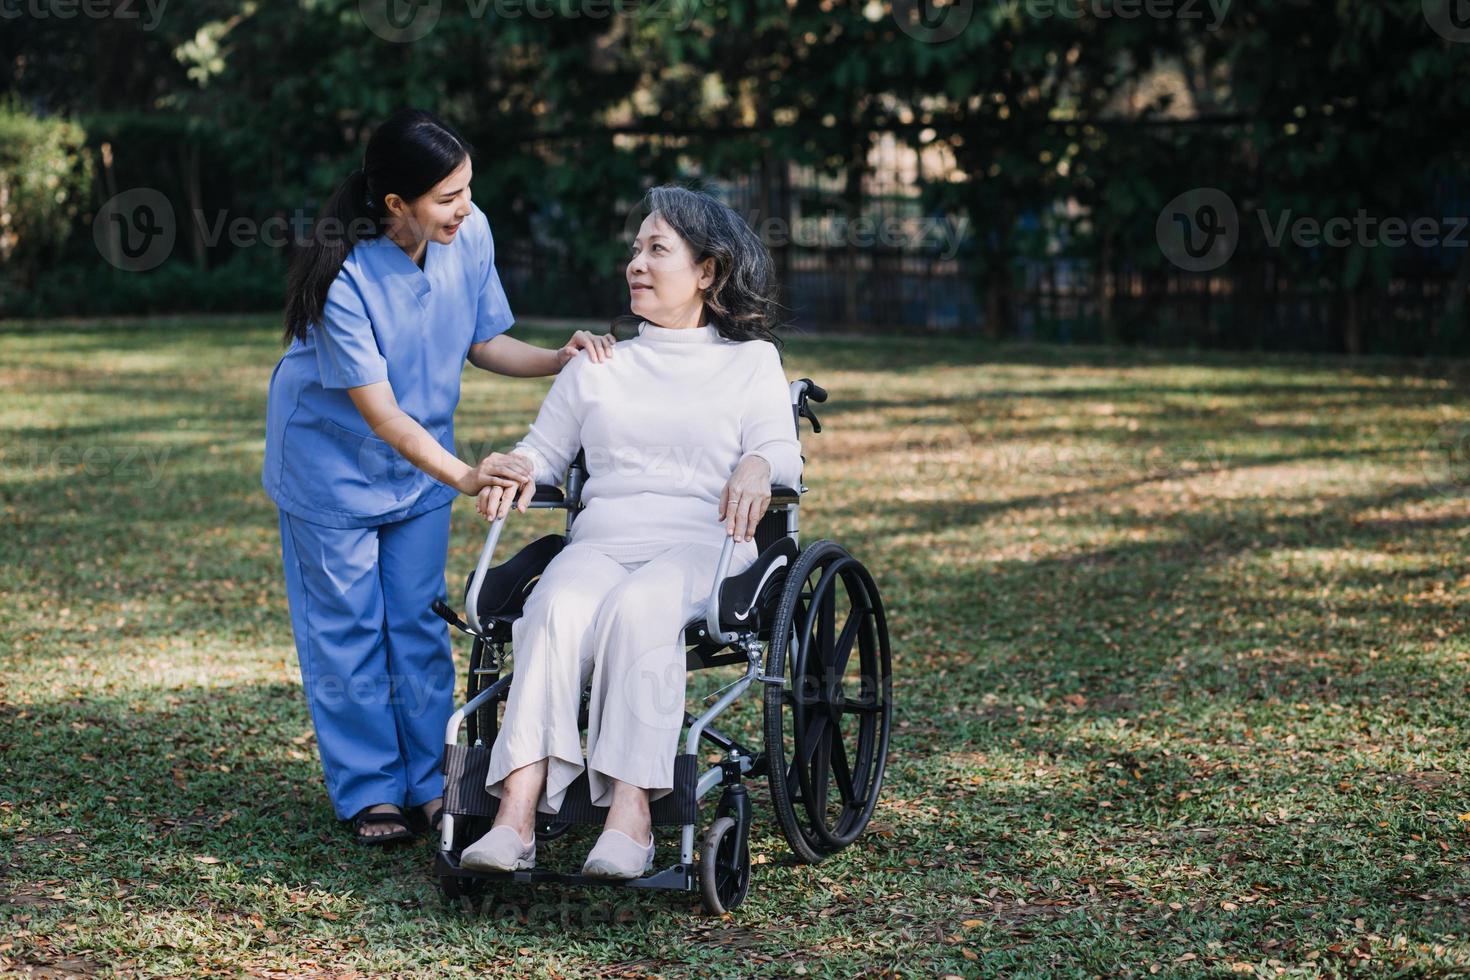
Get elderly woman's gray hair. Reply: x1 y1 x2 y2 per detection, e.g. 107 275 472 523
615 184 784 347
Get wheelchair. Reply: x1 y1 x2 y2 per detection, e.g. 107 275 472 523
429 378 894 914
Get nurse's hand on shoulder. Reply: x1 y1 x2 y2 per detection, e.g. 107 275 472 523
557 330 616 368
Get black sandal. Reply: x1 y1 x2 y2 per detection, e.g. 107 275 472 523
351 805 416 846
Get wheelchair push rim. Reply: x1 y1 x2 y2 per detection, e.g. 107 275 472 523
763 540 893 863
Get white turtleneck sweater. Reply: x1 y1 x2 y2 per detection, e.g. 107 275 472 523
510 321 803 561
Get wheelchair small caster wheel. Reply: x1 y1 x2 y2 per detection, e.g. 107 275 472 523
439 871 488 906
535 817 572 842
699 816 751 915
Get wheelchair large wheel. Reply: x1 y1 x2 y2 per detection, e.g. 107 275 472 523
763 540 893 864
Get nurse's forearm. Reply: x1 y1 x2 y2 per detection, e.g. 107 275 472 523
468 334 560 377
348 381 474 493
371 413 474 492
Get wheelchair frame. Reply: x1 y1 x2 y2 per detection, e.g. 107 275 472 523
431 378 892 914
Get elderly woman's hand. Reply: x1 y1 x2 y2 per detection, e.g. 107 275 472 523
719 455 773 542
469 452 537 520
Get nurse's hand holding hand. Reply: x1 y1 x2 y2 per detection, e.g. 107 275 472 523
472 451 538 521
557 330 616 367
455 450 533 495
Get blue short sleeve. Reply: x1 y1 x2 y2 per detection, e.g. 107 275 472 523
471 208 515 345
313 271 390 390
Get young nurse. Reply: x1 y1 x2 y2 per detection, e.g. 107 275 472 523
262 108 614 845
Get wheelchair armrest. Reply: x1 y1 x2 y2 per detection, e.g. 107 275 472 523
718 535 799 628
769 484 799 507
532 484 565 505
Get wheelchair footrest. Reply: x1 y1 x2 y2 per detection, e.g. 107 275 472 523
437 851 695 892
443 743 699 828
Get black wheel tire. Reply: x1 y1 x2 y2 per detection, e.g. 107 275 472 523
439 872 489 905
535 817 572 842
763 540 894 864
699 816 751 915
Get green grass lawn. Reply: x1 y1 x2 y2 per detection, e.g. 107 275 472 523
2 315 1468 977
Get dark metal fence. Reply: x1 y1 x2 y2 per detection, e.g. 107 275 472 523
495 135 1470 354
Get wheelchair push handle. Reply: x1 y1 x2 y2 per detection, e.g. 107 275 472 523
793 378 826 434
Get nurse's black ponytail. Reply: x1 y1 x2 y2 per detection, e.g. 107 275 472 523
283 108 474 344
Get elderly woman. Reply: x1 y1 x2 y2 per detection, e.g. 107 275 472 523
458 186 801 878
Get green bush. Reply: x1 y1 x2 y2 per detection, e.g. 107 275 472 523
11 249 284 319
0 102 94 304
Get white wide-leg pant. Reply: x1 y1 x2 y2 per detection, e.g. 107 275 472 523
483 539 756 813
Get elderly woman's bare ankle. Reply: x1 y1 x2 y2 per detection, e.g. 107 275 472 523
602 779 652 843
494 761 548 841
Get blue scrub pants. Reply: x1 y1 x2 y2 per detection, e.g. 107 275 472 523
277 502 456 820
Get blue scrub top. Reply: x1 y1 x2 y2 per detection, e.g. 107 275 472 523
262 202 515 529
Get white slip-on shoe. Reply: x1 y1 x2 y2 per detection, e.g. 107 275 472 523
581 828 655 879
459 825 536 872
